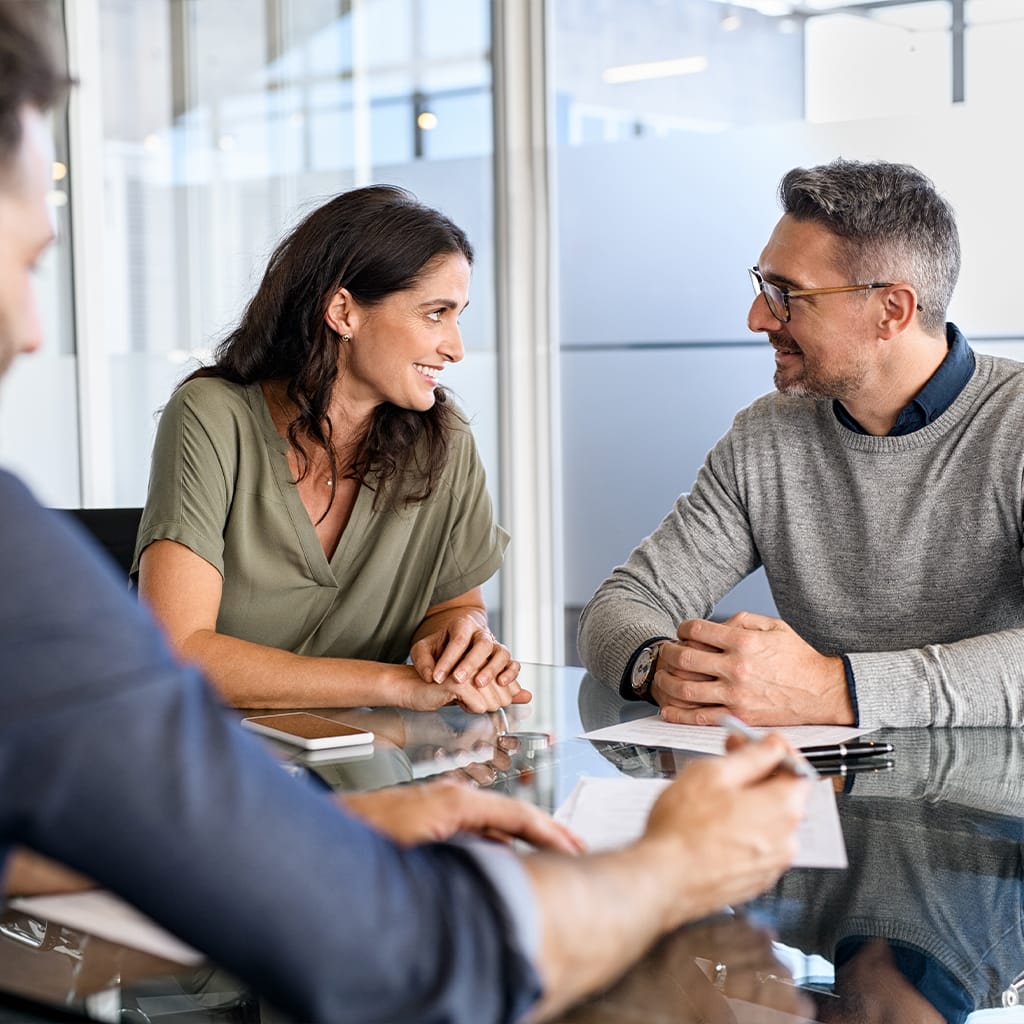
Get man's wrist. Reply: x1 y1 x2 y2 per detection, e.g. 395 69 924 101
621 638 672 704
629 833 703 933
840 654 859 725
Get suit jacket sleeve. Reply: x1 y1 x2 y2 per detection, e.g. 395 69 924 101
0 471 541 1024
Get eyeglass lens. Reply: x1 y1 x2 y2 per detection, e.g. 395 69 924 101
748 268 788 322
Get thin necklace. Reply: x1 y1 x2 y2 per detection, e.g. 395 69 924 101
269 385 334 487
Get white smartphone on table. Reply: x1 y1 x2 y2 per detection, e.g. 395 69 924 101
241 712 374 750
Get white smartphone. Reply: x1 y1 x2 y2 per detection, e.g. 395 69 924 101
241 712 374 750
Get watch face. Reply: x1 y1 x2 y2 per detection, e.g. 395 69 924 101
632 646 656 690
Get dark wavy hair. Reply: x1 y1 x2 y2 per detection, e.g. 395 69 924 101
0 1 71 176
185 185 474 510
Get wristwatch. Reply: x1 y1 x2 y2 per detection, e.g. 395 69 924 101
628 640 665 701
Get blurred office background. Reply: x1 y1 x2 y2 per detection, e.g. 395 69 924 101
4 0 1024 667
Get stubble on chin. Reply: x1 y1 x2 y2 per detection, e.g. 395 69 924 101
775 365 863 402
770 332 806 396
774 365 843 400
774 369 809 396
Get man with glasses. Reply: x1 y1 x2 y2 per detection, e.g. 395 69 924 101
580 159 1024 728
0 4 810 1023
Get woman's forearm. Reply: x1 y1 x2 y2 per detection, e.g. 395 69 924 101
177 629 420 708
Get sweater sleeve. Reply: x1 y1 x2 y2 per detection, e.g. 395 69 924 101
578 424 762 689
847 629 1024 727
0 471 541 1024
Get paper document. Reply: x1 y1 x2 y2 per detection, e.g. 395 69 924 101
555 775 848 869
9 890 203 965
581 716 866 754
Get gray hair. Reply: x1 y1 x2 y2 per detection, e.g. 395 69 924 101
779 159 959 335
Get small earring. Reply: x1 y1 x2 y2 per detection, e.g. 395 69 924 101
341 334 352 342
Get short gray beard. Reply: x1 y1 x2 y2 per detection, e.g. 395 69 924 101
772 340 869 401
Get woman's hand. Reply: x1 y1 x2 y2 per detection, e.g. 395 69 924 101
400 664 532 714
412 618 522 686
410 588 525 700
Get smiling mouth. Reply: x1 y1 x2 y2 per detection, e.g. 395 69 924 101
767 329 801 356
414 363 441 383
771 338 802 357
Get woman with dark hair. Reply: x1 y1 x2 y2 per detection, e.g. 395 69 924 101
132 186 527 712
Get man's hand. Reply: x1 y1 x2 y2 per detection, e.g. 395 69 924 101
640 733 812 926
519 734 810 1023
339 778 585 854
3 849 94 896
651 612 853 725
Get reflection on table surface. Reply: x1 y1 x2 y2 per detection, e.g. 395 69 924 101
4 664 1024 1023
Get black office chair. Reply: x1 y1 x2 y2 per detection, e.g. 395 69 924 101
59 507 144 581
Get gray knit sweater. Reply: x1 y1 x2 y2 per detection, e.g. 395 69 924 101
578 351 1024 726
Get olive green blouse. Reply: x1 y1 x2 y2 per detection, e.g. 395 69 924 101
132 378 509 664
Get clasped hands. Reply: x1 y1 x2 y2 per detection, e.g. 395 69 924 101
650 611 854 726
408 611 528 714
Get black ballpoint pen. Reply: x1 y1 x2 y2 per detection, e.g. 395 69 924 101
801 741 894 763
814 757 895 777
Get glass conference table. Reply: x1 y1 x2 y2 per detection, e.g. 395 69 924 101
3 663 1024 1023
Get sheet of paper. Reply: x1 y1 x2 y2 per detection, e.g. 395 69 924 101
556 775 848 869
9 890 203 965
581 716 866 754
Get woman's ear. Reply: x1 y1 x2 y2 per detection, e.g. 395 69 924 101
325 288 357 338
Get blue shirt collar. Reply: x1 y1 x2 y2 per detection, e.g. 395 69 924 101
834 323 975 436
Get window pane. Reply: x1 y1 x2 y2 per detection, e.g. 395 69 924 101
0 47 79 506
806 2 951 122
554 0 1024 659
80 0 498 551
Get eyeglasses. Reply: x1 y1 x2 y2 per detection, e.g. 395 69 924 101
748 266 895 324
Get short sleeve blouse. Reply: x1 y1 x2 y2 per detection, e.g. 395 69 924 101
132 378 509 664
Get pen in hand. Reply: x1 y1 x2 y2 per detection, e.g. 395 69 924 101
718 714 819 781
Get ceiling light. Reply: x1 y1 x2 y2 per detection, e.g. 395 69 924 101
602 56 709 85
709 0 793 14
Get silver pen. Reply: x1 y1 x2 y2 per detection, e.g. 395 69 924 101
719 714 819 780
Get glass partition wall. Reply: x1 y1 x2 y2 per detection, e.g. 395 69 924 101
6 0 1024 675
0 0 77 505
553 0 1024 660
2 0 502 609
